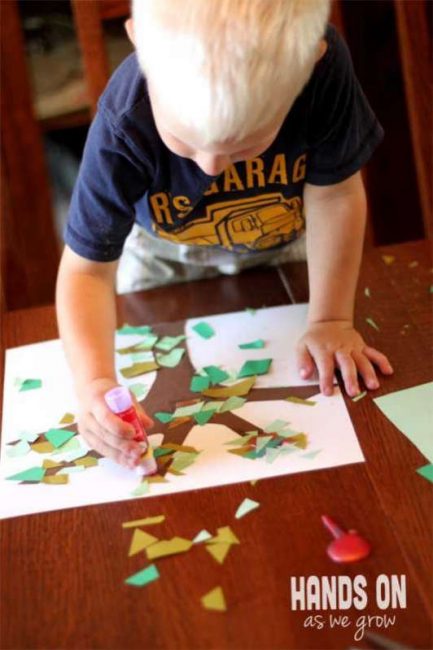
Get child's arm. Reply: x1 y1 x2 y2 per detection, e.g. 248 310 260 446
56 246 153 467
297 171 393 396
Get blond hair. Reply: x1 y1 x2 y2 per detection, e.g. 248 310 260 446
133 0 330 144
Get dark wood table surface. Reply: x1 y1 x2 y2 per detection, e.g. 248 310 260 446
1 240 432 650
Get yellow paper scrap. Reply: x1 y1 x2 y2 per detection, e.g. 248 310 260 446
382 254 395 265
146 536 192 560
128 529 159 557
43 474 69 485
202 376 256 398
206 542 232 564
74 456 99 467
201 586 227 612
31 441 55 454
42 459 63 469
120 361 159 379
122 515 165 529
208 526 240 546
59 413 75 425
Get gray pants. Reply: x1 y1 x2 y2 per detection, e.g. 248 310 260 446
116 224 306 294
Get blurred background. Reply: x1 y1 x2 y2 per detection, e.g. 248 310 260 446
1 0 432 310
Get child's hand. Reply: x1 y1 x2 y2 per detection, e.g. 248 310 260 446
77 378 154 468
296 320 393 397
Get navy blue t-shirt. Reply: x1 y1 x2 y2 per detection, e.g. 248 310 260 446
65 25 383 262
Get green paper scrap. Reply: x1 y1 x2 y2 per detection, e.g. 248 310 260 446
238 358 272 378
235 497 260 519
204 400 225 412
174 401 204 418
264 419 289 434
7 466 46 482
192 321 215 339
6 440 31 457
366 317 380 331
117 324 153 336
364 287 371 298
19 379 42 392
45 428 75 449
430 285 433 294
416 464 433 484
193 529 213 544
19 430 39 443
190 375 211 392
170 451 199 472
125 563 160 587
374 382 433 463
120 361 159 378
156 335 187 351
302 449 322 460
352 391 367 402
224 432 258 446
156 348 185 368
194 409 216 426
203 366 230 385
239 339 265 349
245 307 257 315
131 480 150 496
129 383 148 400
265 447 281 463
154 411 173 424
285 395 316 406
131 352 155 363
58 465 86 475
52 437 81 455
134 335 159 350
219 396 246 413
279 444 297 455
63 448 88 463
153 447 173 458
256 436 274 452
117 337 157 354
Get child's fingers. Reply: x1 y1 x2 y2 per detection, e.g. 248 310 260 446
89 413 140 456
92 400 135 440
296 342 315 379
79 416 138 468
313 351 334 396
136 406 154 429
352 351 379 390
335 351 359 397
363 346 394 375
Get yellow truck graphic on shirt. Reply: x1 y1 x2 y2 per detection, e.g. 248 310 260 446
153 193 304 251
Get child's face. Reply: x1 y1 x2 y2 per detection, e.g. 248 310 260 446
149 86 283 176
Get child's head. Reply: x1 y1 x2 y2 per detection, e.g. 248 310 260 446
129 0 330 174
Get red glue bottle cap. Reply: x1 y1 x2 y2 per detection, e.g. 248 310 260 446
104 386 133 413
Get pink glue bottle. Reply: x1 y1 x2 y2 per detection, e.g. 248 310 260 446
104 386 157 476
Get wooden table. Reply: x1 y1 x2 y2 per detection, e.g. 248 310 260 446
1 240 432 650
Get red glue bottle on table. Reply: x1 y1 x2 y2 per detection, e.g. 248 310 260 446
104 386 157 476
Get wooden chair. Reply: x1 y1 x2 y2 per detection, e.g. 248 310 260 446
71 0 130 116
394 0 432 239
1 0 59 311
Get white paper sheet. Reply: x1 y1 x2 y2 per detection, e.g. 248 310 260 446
187 304 320 387
0 304 363 519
